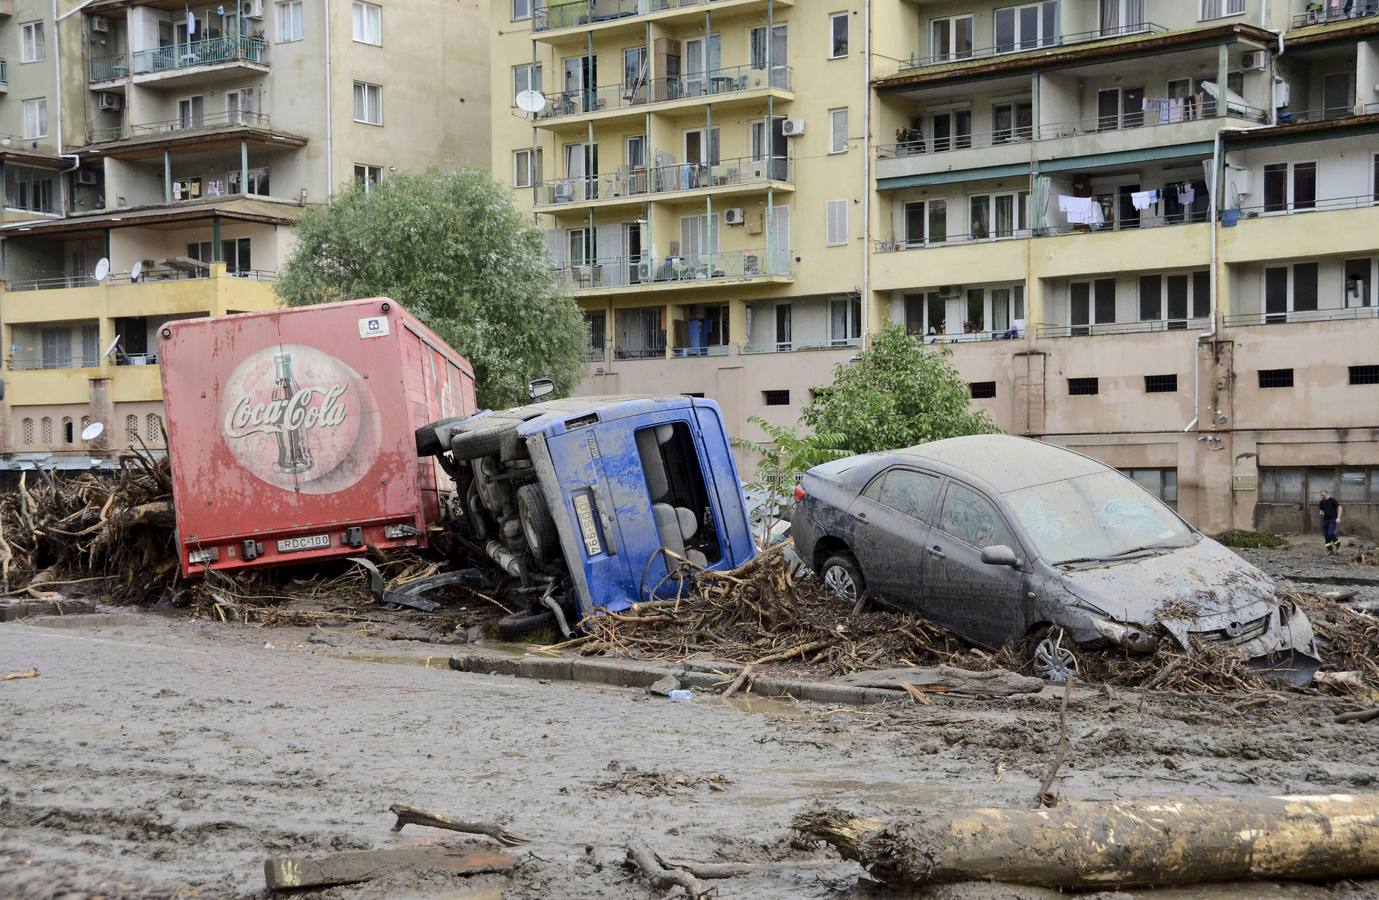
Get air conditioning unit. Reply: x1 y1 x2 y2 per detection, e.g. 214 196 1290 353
635 260 651 282
77 169 100 186
98 92 122 111
1242 50 1266 71
91 15 109 33
724 207 745 226
782 118 806 136
245 0 265 19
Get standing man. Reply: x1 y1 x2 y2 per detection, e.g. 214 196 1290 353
1318 490 1342 553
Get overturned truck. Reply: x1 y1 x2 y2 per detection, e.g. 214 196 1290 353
418 394 756 638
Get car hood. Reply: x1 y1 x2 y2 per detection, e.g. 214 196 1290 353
1059 537 1278 626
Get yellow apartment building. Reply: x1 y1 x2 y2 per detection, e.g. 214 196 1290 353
493 0 1379 538
0 0 491 469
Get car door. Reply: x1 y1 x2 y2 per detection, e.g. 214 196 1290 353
922 479 1026 647
849 467 942 608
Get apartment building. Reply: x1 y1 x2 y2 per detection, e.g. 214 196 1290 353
492 0 1379 537
0 0 489 468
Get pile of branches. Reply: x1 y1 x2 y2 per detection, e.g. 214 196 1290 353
579 546 1014 678
0 452 178 603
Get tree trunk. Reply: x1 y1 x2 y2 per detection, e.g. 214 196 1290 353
797 794 1379 890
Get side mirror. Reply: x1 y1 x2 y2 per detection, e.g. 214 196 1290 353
528 378 555 401
980 544 1020 568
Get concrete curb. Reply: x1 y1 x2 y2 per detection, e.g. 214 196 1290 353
447 648 905 707
0 599 98 622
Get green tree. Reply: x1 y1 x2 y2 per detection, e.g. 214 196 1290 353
801 323 999 455
277 166 585 409
732 416 847 530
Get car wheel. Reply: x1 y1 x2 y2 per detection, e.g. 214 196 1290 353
1027 626 1079 683
516 483 558 561
820 554 865 604
497 609 556 641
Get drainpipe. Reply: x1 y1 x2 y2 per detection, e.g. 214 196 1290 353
1185 128 1225 435
861 0 871 345
322 0 333 190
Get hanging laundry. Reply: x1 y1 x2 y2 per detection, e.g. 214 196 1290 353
1131 189 1159 211
187 9 197 34
1177 184 1196 206
1169 98 1186 123
1060 195 1099 225
1141 98 1172 125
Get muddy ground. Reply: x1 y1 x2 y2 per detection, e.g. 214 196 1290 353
4 541 1379 899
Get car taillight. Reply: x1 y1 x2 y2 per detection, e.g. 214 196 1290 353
793 484 806 503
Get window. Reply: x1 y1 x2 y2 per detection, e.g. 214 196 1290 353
1068 377 1099 395
994 1 1057 54
353 82 382 125
352 2 381 44
1070 278 1116 334
41 326 71 369
62 417 73 445
970 381 997 399
992 100 1033 143
188 238 252 273
147 414 163 443
749 23 787 72
828 108 848 154
1258 368 1294 389
1144 374 1178 393
41 417 53 443
931 14 974 62
904 199 947 246
125 415 138 444
6 165 55 213
513 0 531 20
1350 365 1379 385
865 469 942 521
826 199 849 246
177 95 205 130
929 108 972 152
939 482 1016 549
354 164 383 191
81 324 99 367
226 166 270 196
1096 86 1145 130
625 135 646 169
1100 0 1145 35
1200 0 1246 19
1264 262 1318 322
277 1 303 42
1263 162 1316 212
1121 468 1178 509
513 148 542 188
1345 258 1373 308
829 295 861 345
829 12 849 58
513 63 543 100
22 98 47 140
1322 72 1355 120
969 191 1027 240
21 21 45 63
22 418 34 445
226 88 257 125
584 311 606 359
763 390 790 406
1138 270 1209 326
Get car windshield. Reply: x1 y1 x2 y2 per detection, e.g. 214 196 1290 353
1005 470 1194 565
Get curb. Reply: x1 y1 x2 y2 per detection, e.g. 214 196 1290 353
447 649 903 708
0 599 98 622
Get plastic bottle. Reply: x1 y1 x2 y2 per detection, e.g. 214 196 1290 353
667 689 693 701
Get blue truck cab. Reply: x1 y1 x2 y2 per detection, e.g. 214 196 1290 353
418 395 755 638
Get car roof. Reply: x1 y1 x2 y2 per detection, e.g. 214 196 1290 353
894 435 1109 493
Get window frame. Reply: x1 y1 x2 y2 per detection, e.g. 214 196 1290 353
1200 0 1246 21
929 14 974 63
993 1 1058 55
1262 160 1317 214
513 62 543 100
991 98 1034 144
936 478 1019 551
828 11 849 59
828 107 848 154
351 1 382 45
828 294 862 344
22 98 48 140
862 466 943 523
354 163 383 191
967 190 1028 240
20 21 45 64
352 81 383 125
513 148 541 188
512 0 532 22
825 198 849 247
276 1 304 42
903 198 947 247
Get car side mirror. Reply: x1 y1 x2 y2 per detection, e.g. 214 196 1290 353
980 544 1020 568
528 378 555 401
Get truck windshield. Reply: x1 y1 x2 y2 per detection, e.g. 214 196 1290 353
636 421 722 565
1005 470 1193 565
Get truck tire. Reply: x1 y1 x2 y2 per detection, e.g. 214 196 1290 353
497 609 556 641
450 426 517 462
517 483 558 561
415 415 470 457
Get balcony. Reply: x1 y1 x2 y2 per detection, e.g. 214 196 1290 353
1223 306 1379 328
131 35 268 85
1292 0 1379 27
1037 317 1209 339
535 155 791 211
1220 197 1379 263
534 0 793 39
4 267 277 294
87 110 275 146
741 337 861 354
1277 100 1379 124
557 248 790 295
535 65 791 128
897 23 1166 73
89 54 129 83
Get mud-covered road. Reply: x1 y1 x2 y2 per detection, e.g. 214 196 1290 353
5 611 1379 899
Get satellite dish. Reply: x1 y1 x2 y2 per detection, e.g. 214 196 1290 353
516 90 547 114
93 257 110 282
130 260 143 282
104 335 121 359
81 421 104 442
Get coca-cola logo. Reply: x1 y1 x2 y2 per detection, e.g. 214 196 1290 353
220 344 380 494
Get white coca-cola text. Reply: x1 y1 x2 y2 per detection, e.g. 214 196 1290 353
224 384 348 438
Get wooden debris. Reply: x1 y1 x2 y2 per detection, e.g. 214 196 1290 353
1030 678 1072 809
625 841 711 899
264 846 515 890
2 666 39 681
389 804 529 847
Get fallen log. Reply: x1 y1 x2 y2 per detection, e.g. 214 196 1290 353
796 794 1379 890
264 847 515 890
836 665 1044 697
388 803 528 847
626 841 711 899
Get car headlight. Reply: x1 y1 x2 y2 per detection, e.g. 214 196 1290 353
1092 617 1160 654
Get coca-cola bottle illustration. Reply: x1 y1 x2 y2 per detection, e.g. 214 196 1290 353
272 353 313 474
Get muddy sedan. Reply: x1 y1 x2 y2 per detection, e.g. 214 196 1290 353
791 435 1320 683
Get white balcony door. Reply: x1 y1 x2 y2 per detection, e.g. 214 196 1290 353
767 204 790 274
178 95 205 129
226 89 255 125
679 213 719 266
682 34 720 96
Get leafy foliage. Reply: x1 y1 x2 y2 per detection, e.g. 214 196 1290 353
801 323 999 454
732 416 847 519
277 167 585 409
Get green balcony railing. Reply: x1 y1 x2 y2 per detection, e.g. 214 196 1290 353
131 35 268 76
89 54 128 81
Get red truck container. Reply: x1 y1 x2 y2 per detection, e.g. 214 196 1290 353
158 297 477 576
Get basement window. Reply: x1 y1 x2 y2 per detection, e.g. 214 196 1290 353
969 381 996 399
1068 377 1099 396
763 390 790 406
1258 368 1294 389
1350 365 1379 385
1144 374 1177 393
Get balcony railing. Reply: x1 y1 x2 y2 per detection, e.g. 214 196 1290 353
1292 0 1379 27
535 0 762 32
535 155 789 207
7 354 101 371
898 23 1166 71
671 344 730 358
92 111 272 143
132 35 268 76
1224 306 1379 327
3 268 278 293
1278 100 1379 124
877 103 1267 160
1037 318 1208 338
536 64 790 121
557 248 789 290
741 338 862 354
1230 193 1379 219
874 230 1033 252
89 54 128 81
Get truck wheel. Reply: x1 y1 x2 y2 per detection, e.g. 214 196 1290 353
451 427 515 462
517 483 558 561
820 554 865 604
497 609 556 641
415 415 470 457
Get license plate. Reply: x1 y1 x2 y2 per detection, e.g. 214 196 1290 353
277 534 331 553
572 493 602 556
